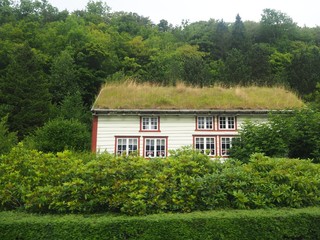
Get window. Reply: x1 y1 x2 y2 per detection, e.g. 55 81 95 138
141 117 159 131
197 116 213 130
144 137 167 158
116 138 139 156
220 137 236 156
219 116 236 130
194 136 215 156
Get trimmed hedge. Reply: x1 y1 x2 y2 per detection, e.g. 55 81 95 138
1 208 320 239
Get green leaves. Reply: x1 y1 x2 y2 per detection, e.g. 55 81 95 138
1 147 320 215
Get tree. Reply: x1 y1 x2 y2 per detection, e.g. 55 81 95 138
211 20 230 59
231 14 247 50
0 115 17 155
84 0 110 24
247 43 273 84
259 8 297 43
49 50 79 104
0 43 51 139
223 48 251 85
287 45 320 96
268 50 292 85
157 19 172 32
57 91 91 127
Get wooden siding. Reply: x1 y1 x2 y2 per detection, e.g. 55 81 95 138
95 114 268 156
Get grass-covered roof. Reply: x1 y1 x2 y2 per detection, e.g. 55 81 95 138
92 82 304 110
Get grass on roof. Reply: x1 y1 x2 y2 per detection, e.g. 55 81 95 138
93 82 305 110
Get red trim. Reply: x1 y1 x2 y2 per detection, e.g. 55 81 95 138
143 136 168 158
193 135 217 156
217 116 237 131
195 116 214 131
139 116 161 132
91 116 98 152
114 136 141 156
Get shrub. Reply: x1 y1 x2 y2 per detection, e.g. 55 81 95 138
30 118 90 152
1 146 320 215
230 109 320 163
1 208 320 240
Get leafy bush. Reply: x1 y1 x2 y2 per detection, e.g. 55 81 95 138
1 146 320 215
29 118 91 152
231 109 320 163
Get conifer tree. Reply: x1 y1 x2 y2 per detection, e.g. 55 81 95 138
0 43 51 139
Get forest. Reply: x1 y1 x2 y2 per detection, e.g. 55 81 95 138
1 0 320 152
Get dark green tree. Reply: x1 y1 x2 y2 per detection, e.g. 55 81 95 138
223 48 251 85
259 8 297 44
49 49 79 104
0 115 18 155
231 14 247 50
287 45 320 96
211 20 230 59
157 19 172 32
0 43 51 139
247 43 273 84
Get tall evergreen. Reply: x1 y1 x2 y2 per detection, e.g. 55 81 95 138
231 14 247 50
0 43 51 139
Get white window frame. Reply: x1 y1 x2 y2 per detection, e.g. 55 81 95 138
194 136 216 156
116 137 139 156
141 117 159 131
197 116 214 130
144 137 167 158
219 116 236 130
220 137 236 156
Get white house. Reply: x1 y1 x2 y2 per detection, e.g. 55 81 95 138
91 83 303 158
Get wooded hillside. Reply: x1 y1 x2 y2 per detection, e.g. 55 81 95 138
0 0 319 141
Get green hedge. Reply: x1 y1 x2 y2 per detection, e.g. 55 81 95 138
1 208 320 240
1 145 320 215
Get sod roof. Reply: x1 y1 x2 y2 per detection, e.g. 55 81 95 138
92 82 304 111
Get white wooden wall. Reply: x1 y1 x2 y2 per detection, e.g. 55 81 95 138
95 114 268 156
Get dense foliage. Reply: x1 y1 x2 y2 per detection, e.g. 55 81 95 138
1 146 320 215
2 208 320 240
230 109 320 163
0 0 320 146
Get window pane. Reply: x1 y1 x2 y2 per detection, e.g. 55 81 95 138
142 117 159 130
198 117 205 129
151 117 158 130
146 138 166 158
206 117 213 129
228 117 235 129
221 137 231 156
195 137 204 153
220 117 226 129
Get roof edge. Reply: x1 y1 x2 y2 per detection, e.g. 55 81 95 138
91 108 293 115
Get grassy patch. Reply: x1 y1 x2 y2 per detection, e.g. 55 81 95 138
93 82 304 110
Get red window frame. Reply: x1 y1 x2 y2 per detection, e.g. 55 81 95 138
218 116 237 131
195 116 214 131
193 135 217 156
143 136 168 158
115 136 140 156
219 136 237 157
140 116 161 132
